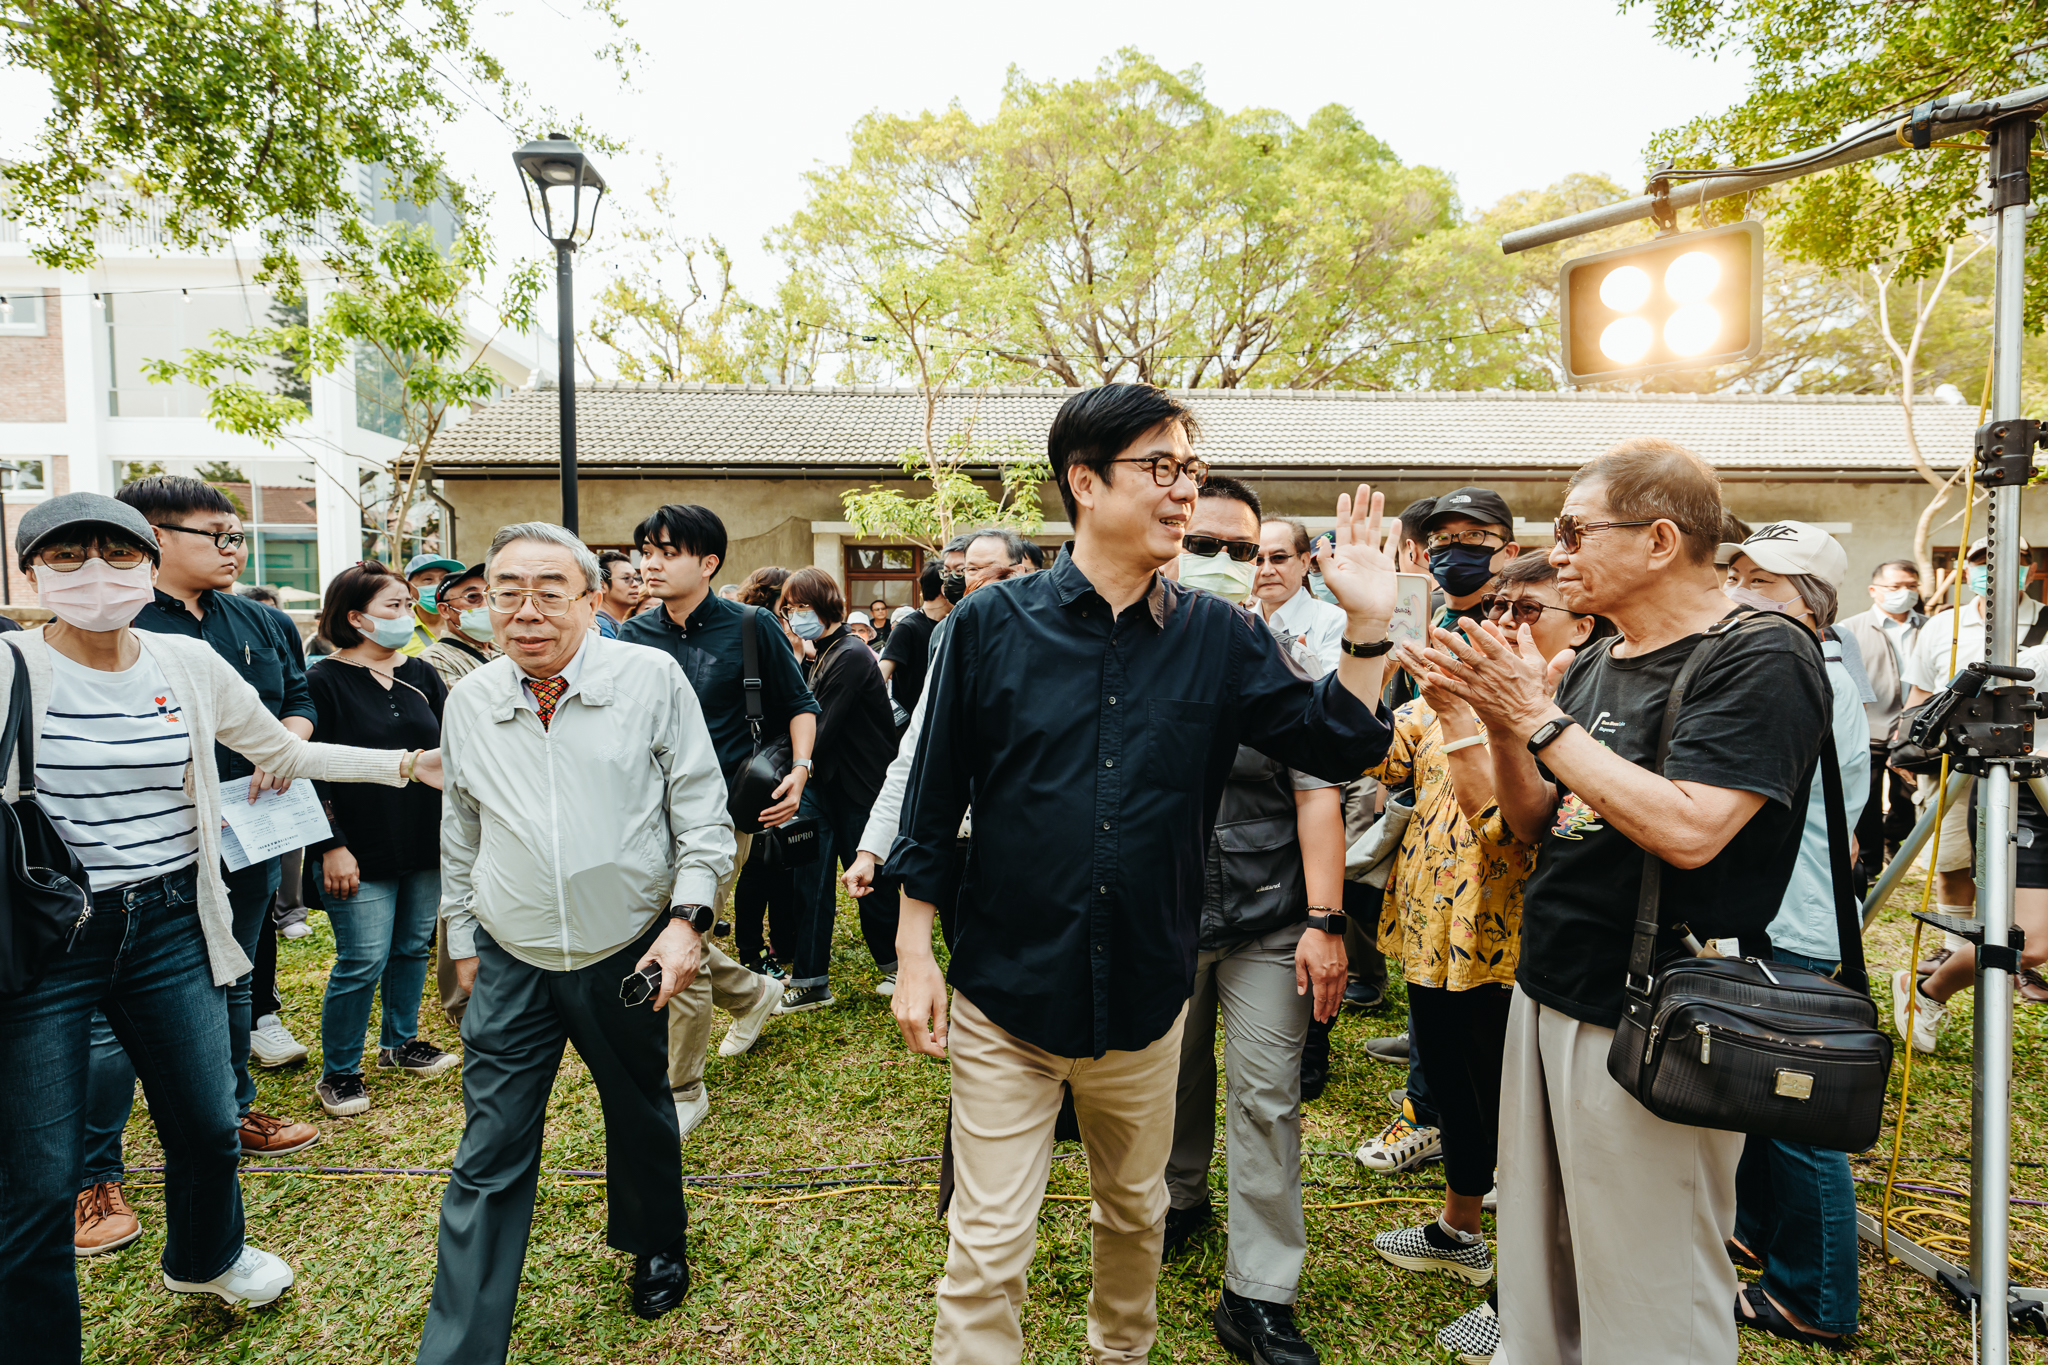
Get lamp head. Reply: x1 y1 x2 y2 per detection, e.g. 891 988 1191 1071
513 132 608 246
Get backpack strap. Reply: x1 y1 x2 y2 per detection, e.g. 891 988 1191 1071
2025 608 2048 649
739 605 765 742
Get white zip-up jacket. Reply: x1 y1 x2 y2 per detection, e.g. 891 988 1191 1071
439 636 736 971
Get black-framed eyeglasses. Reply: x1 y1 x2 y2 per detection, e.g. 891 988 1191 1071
1552 514 1680 553
1479 594 1584 626
34 542 153 573
157 523 247 552
1106 454 1210 488
1181 533 1258 563
1425 528 1506 551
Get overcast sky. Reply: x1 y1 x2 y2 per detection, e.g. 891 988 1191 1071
4 0 1756 337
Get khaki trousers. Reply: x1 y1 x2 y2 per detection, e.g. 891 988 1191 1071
1495 986 1742 1365
665 829 775 1097
934 991 1186 1365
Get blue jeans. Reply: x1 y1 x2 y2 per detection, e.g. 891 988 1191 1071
787 786 897 989
82 1011 131 1187
0 866 244 1365
321 869 440 1078
1733 948 1859 1335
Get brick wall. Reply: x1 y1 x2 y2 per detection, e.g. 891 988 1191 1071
1 454 69 606
0 289 66 423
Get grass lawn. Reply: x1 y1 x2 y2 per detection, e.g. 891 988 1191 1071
77 872 2045 1363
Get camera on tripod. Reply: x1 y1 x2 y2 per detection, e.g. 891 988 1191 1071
1906 660 2047 775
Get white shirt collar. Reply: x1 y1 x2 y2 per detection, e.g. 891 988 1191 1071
516 634 590 711
1268 586 1320 631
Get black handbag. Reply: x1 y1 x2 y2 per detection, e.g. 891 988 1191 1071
1607 614 1895 1152
0 641 92 1000
725 605 793 835
761 814 823 870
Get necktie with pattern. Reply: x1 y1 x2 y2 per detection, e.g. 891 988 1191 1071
528 674 569 729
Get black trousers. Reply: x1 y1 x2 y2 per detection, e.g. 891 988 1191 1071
1406 980 1514 1198
1856 744 1916 874
417 920 684 1365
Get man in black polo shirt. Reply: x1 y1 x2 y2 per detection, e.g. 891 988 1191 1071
111 476 322 1158
889 384 1402 1364
617 505 819 1137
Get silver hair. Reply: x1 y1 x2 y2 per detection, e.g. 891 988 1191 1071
942 530 978 556
1787 572 1839 628
967 527 1029 565
486 521 601 592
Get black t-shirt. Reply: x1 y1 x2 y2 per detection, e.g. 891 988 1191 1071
881 609 939 712
1517 613 1828 1027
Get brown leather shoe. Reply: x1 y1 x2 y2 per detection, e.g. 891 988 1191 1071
74 1181 142 1256
1916 947 1955 977
238 1110 319 1157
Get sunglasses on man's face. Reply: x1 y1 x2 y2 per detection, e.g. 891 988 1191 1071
1478 594 1582 627
1551 513 1679 554
1181 534 1259 563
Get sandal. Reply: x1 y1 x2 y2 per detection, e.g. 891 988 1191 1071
1735 1285 1850 1351
1725 1238 1764 1272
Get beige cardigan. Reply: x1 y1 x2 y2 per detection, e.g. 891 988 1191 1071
0 629 408 985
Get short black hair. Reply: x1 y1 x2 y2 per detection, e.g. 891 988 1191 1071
967 527 1030 565
1397 498 1436 551
238 584 280 605
1872 559 1919 582
1198 475 1262 522
633 505 727 577
1046 384 1199 525
598 549 634 586
116 474 236 522
1019 540 1045 570
919 560 943 599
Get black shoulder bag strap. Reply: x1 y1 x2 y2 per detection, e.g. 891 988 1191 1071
2025 610 2048 649
1622 615 1747 997
1816 722 1870 991
739 603 765 746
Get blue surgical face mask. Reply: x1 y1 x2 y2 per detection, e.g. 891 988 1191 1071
417 584 438 613
459 606 494 641
1177 551 1256 600
788 608 824 640
1428 543 1497 598
358 610 417 650
1969 565 1990 598
1308 570 1337 605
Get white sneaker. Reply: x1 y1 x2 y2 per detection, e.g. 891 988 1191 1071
1356 1112 1443 1173
874 971 897 997
163 1244 294 1306
1437 1301 1500 1363
248 1014 308 1069
718 981 780 1057
674 1087 710 1141
1892 968 1947 1054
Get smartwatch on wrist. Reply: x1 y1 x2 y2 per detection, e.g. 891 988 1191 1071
669 903 717 935
791 757 815 774
1526 716 1578 755
1306 908 1347 935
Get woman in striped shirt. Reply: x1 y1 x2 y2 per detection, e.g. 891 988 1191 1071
0 493 442 1364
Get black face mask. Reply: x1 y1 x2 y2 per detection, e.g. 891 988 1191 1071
940 571 966 604
1428 543 1497 598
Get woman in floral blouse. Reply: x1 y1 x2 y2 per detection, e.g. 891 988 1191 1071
1364 552 1613 1336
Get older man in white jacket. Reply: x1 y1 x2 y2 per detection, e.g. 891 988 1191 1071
419 522 735 1365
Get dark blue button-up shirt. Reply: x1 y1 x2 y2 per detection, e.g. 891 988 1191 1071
132 587 316 782
888 548 1393 1058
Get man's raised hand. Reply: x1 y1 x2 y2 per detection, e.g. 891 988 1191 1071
1312 484 1400 630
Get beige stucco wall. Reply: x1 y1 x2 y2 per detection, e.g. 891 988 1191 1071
441 472 2048 598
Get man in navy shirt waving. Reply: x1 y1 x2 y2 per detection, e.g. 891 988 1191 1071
887 384 1403 1365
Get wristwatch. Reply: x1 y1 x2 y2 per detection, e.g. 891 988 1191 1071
1339 635 1395 658
1306 908 1347 935
1526 716 1578 755
791 757 815 773
669 903 717 934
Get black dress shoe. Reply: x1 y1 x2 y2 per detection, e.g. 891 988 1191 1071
1342 980 1385 1012
1213 1288 1319 1365
1162 1201 1211 1259
1299 1015 1333 1102
630 1231 691 1320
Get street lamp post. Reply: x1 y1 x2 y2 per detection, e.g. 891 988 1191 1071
0 460 19 607
513 133 608 535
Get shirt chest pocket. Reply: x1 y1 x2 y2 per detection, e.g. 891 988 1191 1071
1144 699 1218 791
237 641 285 705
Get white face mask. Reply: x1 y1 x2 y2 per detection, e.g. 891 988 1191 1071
1178 551 1256 600
1878 586 1918 615
1728 584 1808 621
35 559 155 633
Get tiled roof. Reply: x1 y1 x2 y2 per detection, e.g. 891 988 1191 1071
428 383 1983 477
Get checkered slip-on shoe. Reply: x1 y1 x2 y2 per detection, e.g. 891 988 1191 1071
1354 1113 1443 1173
1436 1301 1499 1362
1372 1222 1494 1285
